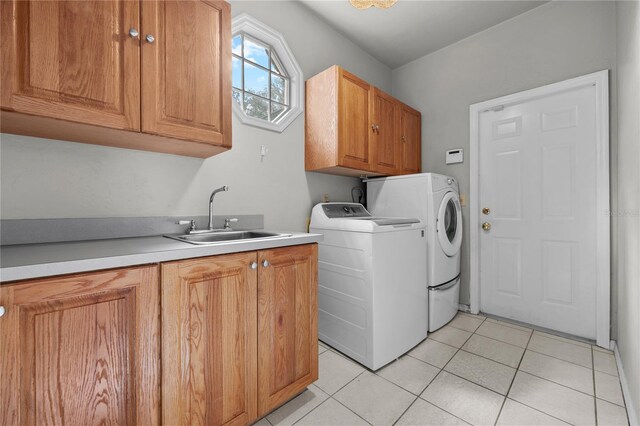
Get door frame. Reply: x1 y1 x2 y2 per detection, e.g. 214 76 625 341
469 70 610 347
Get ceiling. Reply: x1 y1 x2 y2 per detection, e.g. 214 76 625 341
300 0 548 68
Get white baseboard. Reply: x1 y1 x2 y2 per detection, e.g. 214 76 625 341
612 340 639 426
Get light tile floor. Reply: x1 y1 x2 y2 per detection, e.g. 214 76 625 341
256 312 630 426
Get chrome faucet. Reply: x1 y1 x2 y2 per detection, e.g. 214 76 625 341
209 185 229 230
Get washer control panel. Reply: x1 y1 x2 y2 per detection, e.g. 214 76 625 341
322 203 371 218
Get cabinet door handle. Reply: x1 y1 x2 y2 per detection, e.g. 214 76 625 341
145 34 155 44
262 260 270 268
250 262 258 270
0 306 5 318
129 28 139 39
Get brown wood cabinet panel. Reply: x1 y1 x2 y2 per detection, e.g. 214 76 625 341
305 65 421 177
162 252 258 426
371 88 401 175
142 0 231 147
0 266 160 426
0 110 228 158
0 0 140 130
400 104 422 174
257 244 318 417
337 69 372 171
305 66 338 172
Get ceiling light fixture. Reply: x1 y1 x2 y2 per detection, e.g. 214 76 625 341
349 0 398 10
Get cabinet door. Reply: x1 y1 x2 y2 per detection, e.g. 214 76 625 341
0 266 160 426
257 244 318 416
141 0 232 147
162 252 258 426
400 104 422 174
371 88 401 175
0 0 140 130
337 69 372 171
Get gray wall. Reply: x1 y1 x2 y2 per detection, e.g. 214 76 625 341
0 1 391 233
615 0 640 418
391 1 617 308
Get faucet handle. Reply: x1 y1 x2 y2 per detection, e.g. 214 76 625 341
224 218 239 230
176 220 197 232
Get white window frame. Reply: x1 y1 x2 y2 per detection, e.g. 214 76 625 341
231 14 304 133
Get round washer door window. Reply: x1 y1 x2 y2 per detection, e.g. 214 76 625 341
437 192 463 257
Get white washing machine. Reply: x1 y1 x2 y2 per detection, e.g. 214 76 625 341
310 203 427 370
367 173 463 331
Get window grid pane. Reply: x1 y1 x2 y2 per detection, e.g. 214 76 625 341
233 31 291 122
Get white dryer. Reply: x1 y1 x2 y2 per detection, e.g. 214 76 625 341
367 173 463 331
310 203 427 370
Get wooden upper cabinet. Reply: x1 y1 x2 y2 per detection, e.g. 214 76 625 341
0 0 140 130
142 0 231 147
305 65 421 177
161 252 258 426
370 88 401 175
0 0 231 158
0 266 161 426
257 244 318 417
400 103 422 174
337 69 372 171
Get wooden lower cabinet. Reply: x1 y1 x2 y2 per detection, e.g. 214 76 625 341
0 265 161 426
257 244 318 417
162 244 318 425
0 244 317 426
161 251 259 426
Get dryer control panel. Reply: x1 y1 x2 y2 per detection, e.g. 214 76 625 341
322 203 370 218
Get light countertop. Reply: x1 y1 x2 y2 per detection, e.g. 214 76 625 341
0 232 322 283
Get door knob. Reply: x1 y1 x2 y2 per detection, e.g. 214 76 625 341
129 28 139 39
482 207 490 215
250 262 258 270
482 222 492 231
262 260 270 268
0 306 5 318
145 34 155 44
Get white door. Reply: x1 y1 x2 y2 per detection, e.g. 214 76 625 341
479 83 599 339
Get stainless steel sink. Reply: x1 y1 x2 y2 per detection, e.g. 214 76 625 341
165 230 292 245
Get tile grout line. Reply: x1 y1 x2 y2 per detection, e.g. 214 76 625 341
493 327 534 426
482 315 595 348
333 354 444 425
292 370 371 426
438 318 485 373
373 360 437 398
390 395 419 426
405 352 451 371
525 346 593 370
402 317 487 425
468 329 532 350
328 396 374 426
411 395 475 426
502 397 581 425
592 346 599 426
387 361 454 426
456 347 521 370
516 369 597 399
418 318 516 425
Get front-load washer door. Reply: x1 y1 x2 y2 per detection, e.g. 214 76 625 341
437 192 463 256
